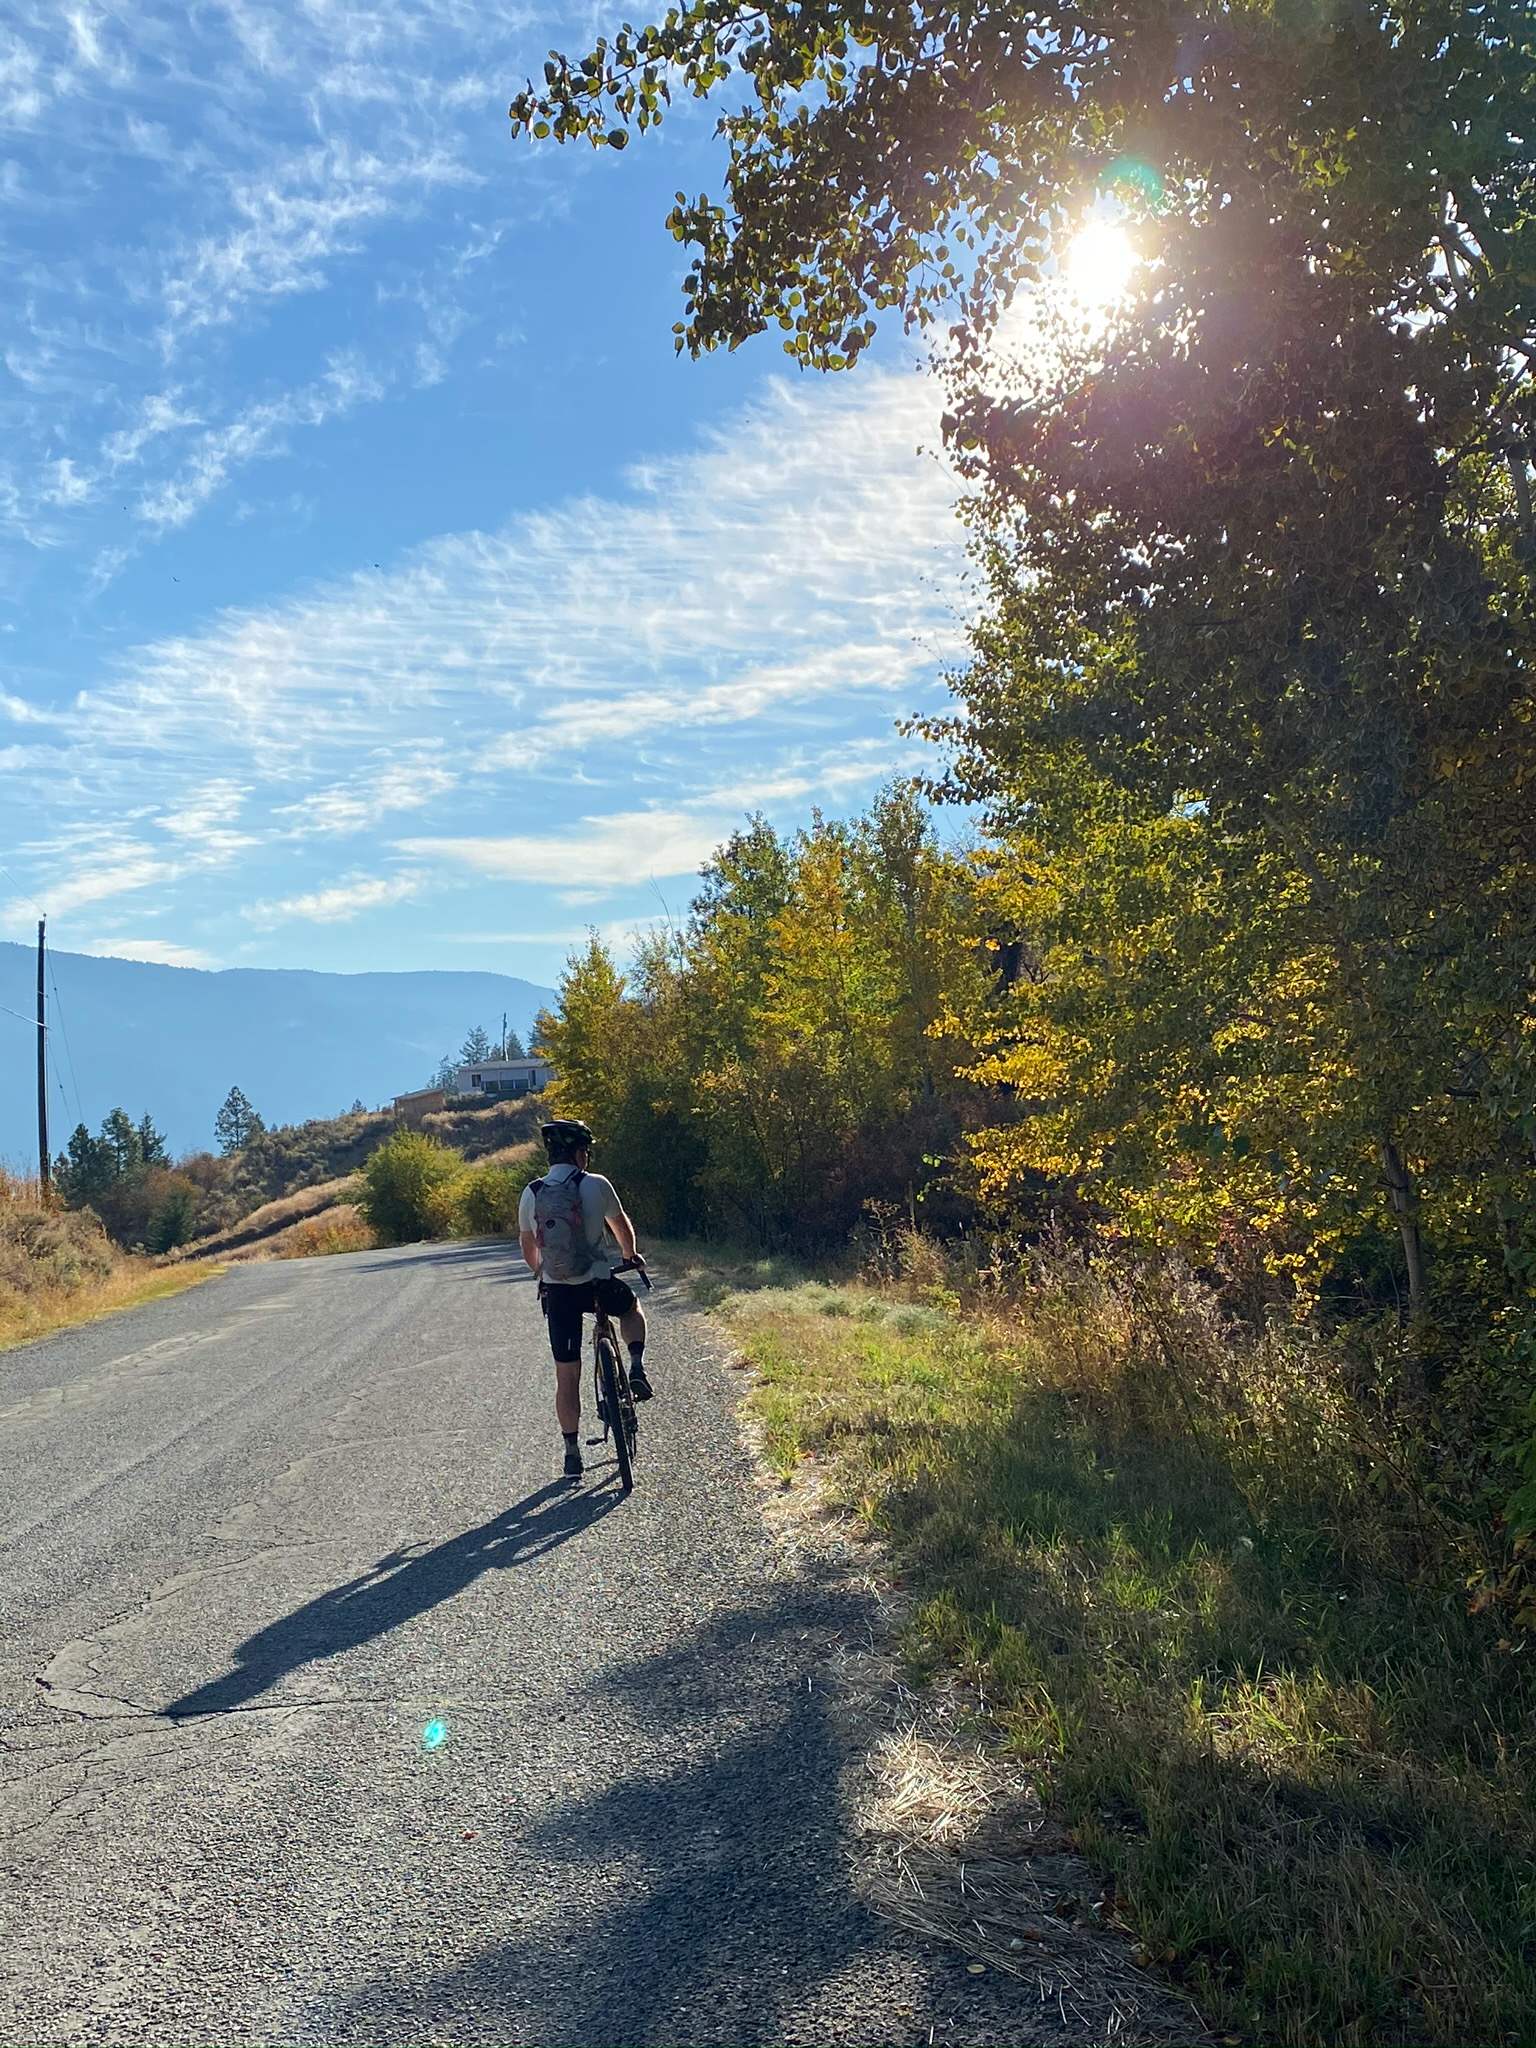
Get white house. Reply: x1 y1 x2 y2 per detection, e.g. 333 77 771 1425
452 1056 555 1100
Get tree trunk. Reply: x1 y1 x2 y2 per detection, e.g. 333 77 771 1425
1379 1134 1428 1396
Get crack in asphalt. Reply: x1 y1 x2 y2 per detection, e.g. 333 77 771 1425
0 1300 295 1430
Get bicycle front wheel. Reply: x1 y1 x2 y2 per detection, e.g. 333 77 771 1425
595 1333 635 1493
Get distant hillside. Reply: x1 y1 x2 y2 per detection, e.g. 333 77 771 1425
0 944 556 1167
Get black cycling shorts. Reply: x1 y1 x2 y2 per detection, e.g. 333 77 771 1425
540 1276 637 1364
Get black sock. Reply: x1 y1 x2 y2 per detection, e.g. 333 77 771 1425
563 1429 578 1447
628 1343 645 1369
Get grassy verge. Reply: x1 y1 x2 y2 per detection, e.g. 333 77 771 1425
671 1240 1536 2047
0 1255 216 1350
2 1167 219 1351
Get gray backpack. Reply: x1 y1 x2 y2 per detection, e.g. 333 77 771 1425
530 1171 590 1283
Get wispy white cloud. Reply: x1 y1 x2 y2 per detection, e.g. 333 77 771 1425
400 810 723 889
0 0 533 579
244 870 424 927
135 353 389 530
42 457 92 507
102 390 201 470
80 369 959 772
156 778 256 857
0 687 68 725
277 757 458 837
1 365 966 948
157 142 477 351
3 844 171 924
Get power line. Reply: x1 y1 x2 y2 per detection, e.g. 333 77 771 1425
54 1069 73 1157
47 957 85 1132
0 858 46 922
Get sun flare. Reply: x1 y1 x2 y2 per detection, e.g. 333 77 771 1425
1064 218 1139 308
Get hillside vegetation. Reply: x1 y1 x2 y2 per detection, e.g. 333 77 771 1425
52 1092 550 1266
0 1169 209 1350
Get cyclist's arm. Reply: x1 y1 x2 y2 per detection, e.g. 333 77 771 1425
593 1175 643 1266
609 1207 640 1263
517 1184 540 1273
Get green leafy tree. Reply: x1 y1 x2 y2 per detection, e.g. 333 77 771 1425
461 1155 544 1235
510 0 1536 434
513 0 1536 1397
539 794 978 1244
214 1086 261 1156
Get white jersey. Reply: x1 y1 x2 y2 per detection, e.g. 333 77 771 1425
517 1163 626 1284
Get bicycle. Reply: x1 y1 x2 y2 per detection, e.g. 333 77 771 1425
586 1258 651 1493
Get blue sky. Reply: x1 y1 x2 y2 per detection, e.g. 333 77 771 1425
0 0 972 990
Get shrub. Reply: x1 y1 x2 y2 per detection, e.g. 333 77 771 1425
460 1154 543 1234
421 1171 471 1239
358 1130 463 1245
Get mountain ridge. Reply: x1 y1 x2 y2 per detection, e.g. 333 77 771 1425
0 942 556 1167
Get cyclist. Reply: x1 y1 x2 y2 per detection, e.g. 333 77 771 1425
517 1117 652 1479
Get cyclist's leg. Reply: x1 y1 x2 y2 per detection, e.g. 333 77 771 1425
554 1359 582 1435
543 1284 593 1463
598 1276 651 1397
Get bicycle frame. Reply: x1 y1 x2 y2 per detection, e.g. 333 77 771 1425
587 1259 650 1492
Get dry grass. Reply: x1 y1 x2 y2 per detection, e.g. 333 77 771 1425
0 1260 214 1349
476 1139 539 1170
0 1169 213 1350
177 1174 357 1260
272 1203 374 1259
422 1094 546 1156
691 1241 1536 2048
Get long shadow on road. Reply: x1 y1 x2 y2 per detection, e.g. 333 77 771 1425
349 1239 536 1283
325 1581 951 2048
163 1480 619 1721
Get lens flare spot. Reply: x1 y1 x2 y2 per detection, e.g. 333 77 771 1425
1106 155 1164 204
423 1718 448 1751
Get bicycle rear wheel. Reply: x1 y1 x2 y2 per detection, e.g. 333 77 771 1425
595 1332 635 1493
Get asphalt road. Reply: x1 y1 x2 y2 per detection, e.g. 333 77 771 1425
0 1239 1056 2047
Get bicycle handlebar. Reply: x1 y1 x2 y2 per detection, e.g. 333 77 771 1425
612 1258 653 1292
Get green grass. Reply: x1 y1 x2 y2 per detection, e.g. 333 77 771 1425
692 1255 1536 2047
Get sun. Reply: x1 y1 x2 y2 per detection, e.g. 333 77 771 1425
1063 217 1139 309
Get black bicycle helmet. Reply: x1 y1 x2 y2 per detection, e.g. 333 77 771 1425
541 1118 594 1160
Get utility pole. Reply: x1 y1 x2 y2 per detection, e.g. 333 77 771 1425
36 918 49 1199
501 1010 508 1061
